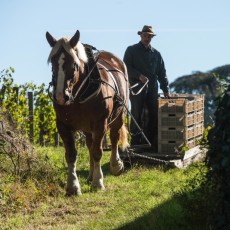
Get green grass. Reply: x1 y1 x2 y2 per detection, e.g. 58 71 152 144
0 146 209 230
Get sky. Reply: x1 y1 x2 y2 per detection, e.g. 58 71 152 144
1 0 229 88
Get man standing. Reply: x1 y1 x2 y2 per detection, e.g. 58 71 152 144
123 25 170 151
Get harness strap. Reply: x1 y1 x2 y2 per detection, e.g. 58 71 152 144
97 62 120 96
68 58 99 104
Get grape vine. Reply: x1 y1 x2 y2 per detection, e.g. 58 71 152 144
0 67 57 145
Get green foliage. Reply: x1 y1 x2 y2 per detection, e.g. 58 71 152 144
0 68 57 145
33 83 57 145
198 125 213 149
206 83 230 229
175 163 211 226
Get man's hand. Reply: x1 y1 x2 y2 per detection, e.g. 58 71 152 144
163 92 170 99
139 74 148 83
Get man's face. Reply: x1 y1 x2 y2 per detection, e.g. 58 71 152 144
140 32 153 47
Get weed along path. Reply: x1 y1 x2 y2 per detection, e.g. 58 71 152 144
0 146 208 230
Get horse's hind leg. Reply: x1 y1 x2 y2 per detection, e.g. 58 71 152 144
109 116 124 176
58 123 81 196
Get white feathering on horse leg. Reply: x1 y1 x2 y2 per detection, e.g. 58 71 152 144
66 162 81 196
110 149 124 176
92 162 105 190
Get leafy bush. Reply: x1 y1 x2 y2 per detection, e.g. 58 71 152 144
0 145 67 218
175 162 211 227
206 84 230 229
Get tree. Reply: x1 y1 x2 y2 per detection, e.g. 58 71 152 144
169 64 230 126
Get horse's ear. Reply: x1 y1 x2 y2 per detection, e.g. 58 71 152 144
46 31 57 47
70 30 80 48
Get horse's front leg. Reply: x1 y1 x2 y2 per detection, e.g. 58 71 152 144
57 122 81 196
90 127 106 190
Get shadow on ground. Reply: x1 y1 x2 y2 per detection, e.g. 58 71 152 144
115 188 209 230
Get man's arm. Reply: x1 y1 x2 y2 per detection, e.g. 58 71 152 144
157 54 169 94
123 46 141 82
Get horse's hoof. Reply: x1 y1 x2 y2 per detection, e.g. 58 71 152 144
66 188 82 196
91 181 105 191
110 161 124 176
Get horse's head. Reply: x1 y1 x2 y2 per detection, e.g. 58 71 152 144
46 30 88 105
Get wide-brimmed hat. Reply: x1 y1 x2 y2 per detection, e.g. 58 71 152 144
137 25 156 36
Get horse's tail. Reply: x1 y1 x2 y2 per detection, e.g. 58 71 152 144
119 124 129 151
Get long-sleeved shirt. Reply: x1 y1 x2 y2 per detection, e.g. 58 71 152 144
123 41 169 93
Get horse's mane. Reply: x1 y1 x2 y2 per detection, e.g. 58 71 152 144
47 38 88 65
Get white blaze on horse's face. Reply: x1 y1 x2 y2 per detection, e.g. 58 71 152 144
46 31 88 105
56 53 66 105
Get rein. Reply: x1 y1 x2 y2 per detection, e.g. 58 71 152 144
129 79 149 95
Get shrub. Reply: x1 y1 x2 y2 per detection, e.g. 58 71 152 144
206 84 230 229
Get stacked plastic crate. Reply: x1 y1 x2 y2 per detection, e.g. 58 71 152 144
158 94 204 154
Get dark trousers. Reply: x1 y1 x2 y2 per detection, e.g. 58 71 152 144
130 86 158 149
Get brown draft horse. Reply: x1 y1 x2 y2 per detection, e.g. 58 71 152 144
46 30 129 195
